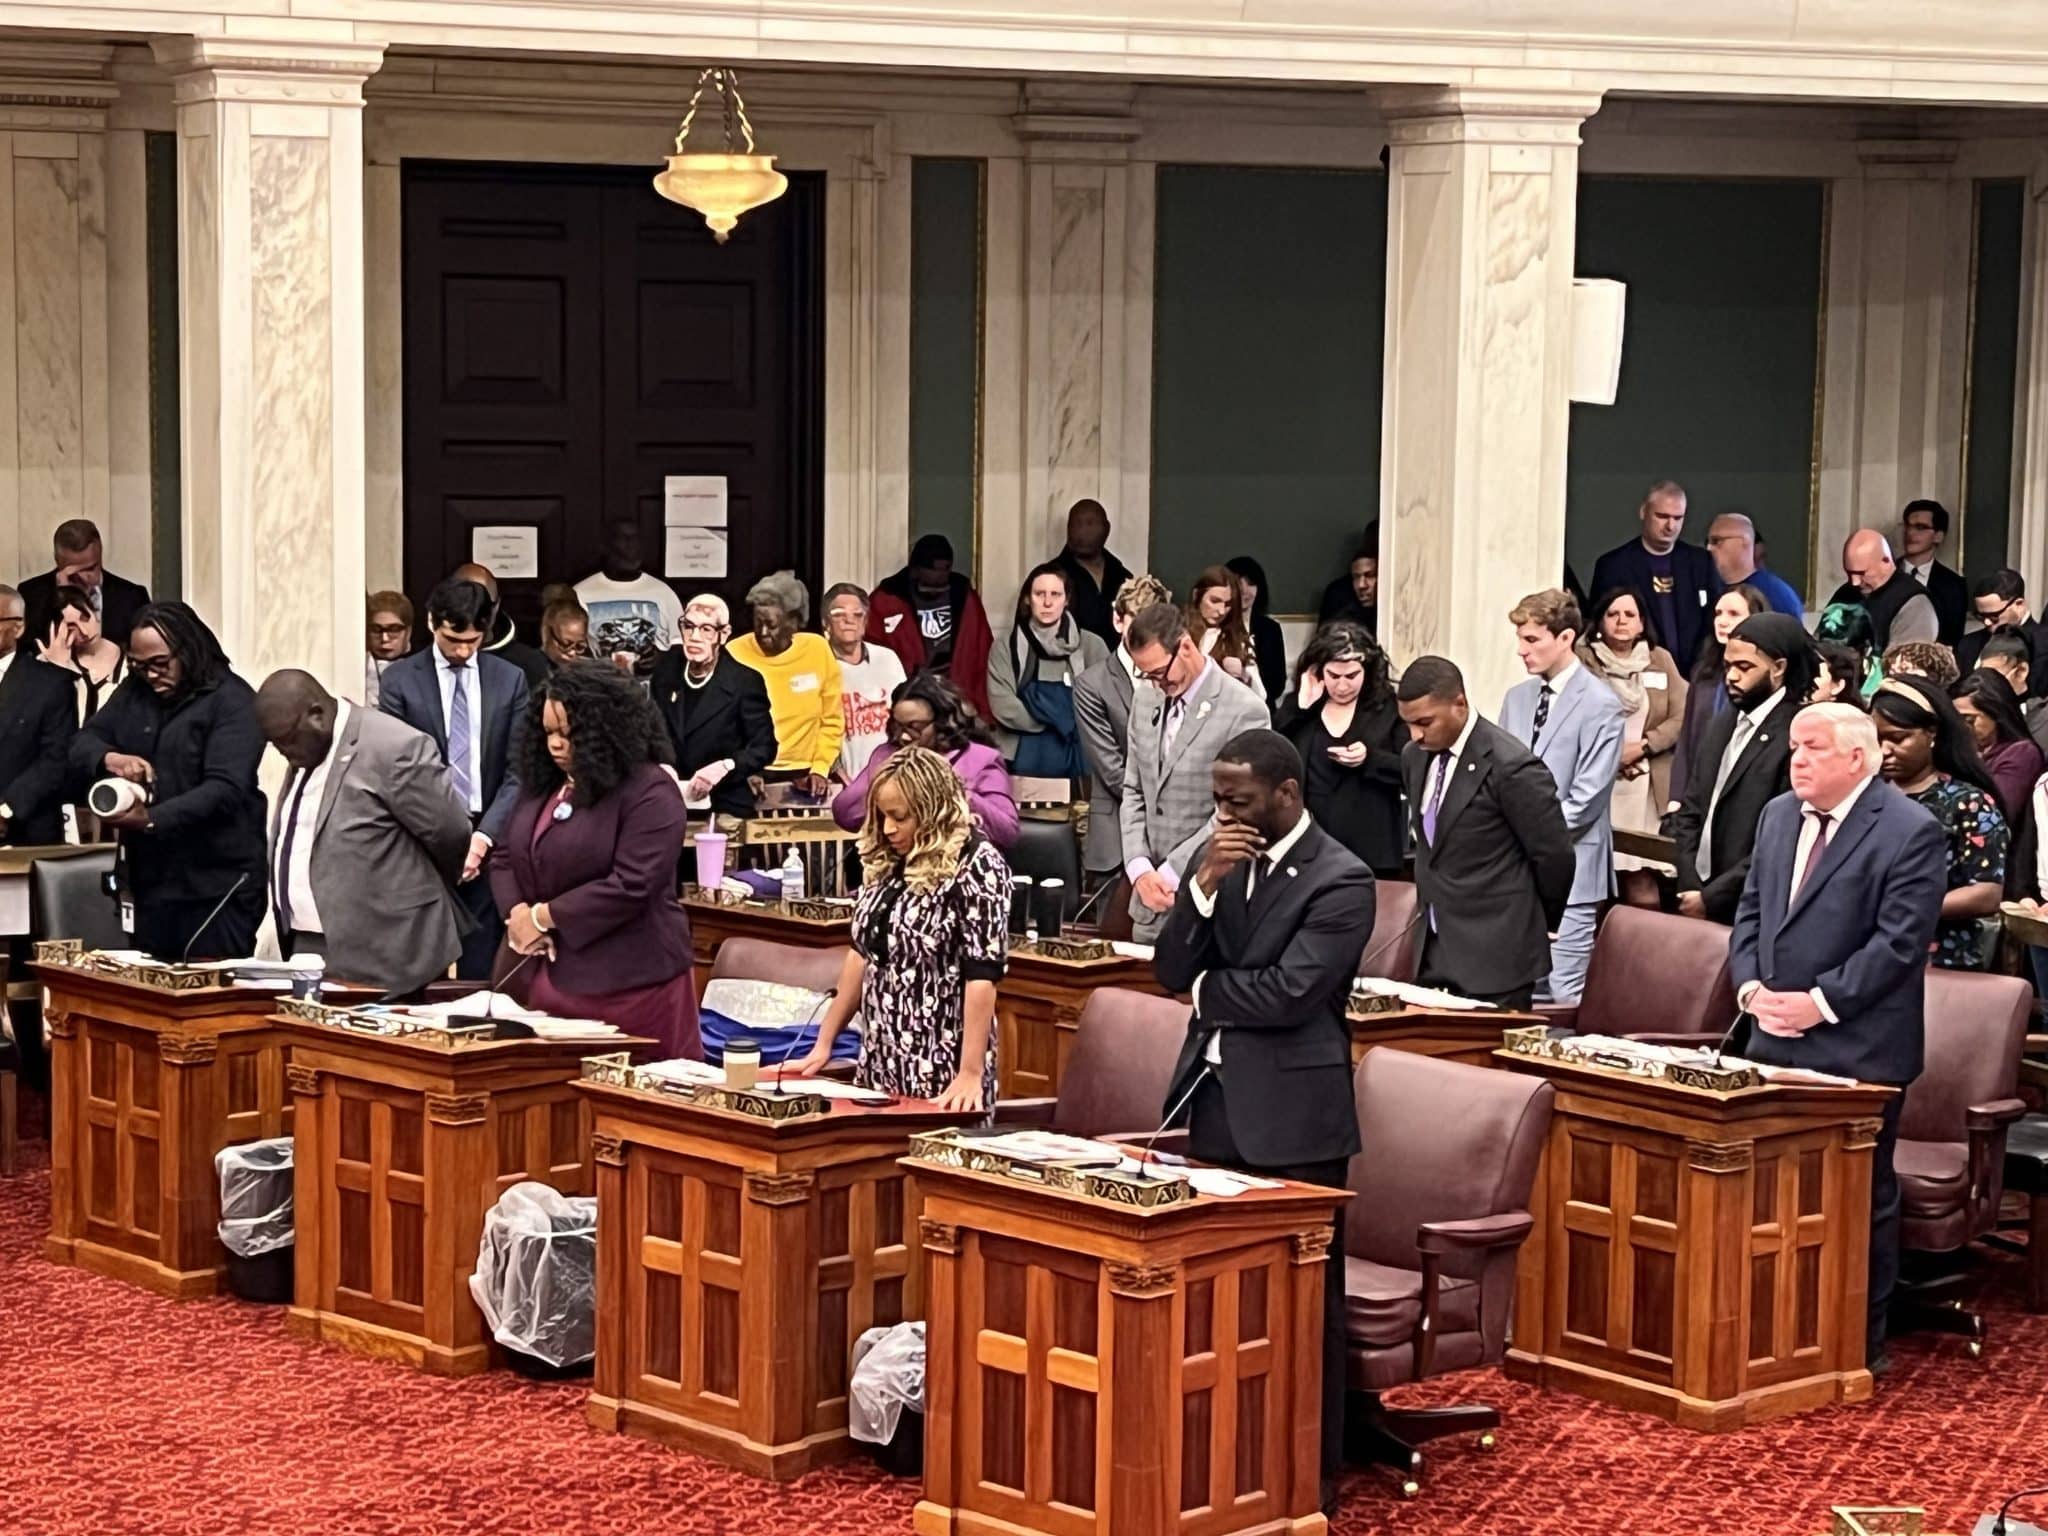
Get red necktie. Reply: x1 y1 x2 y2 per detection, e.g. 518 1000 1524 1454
1793 811 1832 899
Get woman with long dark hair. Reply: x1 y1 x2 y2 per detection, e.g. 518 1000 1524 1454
1950 667 2044 828
1274 622 1404 876
1580 586 1689 908
1184 565 1258 691
985 561 1107 778
1670 583 1768 808
832 670 1019 849
491 663 699 1055
40 584 127 721
1869 674 2007 971
1225 555 1288 707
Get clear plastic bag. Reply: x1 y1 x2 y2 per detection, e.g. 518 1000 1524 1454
215 1137 294 1257
848 1321 926 1445
468 1182 599 1368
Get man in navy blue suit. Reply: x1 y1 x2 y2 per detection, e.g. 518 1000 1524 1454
1588 480 1723 670
1728 701 1946 1369
378 577 529 978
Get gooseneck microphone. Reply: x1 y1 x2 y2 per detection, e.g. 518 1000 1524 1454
482 946 547 1030
1131 1051 1216 1180
179 872 250 967
1711 1009 1755 1068
774 987 839 1096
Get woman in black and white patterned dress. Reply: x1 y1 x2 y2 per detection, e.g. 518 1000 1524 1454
793 745 1009 1110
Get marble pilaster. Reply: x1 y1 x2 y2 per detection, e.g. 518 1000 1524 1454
153 37 381 695
1378 86 1600 717
2013 165 2048 600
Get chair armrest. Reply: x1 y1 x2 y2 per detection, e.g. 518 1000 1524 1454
1967 1098 2028 1132
1534 1002 1579 1035
991 1096 1059 1126
1416 1212 1534 1255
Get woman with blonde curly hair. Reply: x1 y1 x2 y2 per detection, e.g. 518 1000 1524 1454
792 745 1011 1110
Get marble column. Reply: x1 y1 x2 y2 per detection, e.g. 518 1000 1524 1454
1816 139 1972 579
983 86 1153 622
2014 165 2048 601
152 37 382 694
1378 86 1600 717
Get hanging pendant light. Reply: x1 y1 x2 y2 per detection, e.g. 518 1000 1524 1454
653 67 788 243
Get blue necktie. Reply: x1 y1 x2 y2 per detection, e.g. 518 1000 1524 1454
448 664 474 809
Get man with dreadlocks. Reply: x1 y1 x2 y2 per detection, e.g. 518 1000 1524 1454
70 601 268 960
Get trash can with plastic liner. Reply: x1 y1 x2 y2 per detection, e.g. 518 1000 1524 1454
848 1320 926 1476
470 1181 600 1378
215 1137 295 1304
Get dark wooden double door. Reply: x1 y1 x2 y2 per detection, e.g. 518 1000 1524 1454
402 161 824 631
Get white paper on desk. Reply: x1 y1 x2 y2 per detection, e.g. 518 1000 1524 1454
1110 941 1154 961
666 526 727 579
1186 1168 1284 1199
471 525 539 580
663 475 728 528
1351 977 1493 1011
409 991 619 1037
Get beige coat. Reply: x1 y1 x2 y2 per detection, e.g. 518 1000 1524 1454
1578 642 1689 810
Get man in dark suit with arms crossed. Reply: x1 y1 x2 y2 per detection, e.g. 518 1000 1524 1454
1396 656 1573 1010
1729 701 1946 1368
1154 728 1374 1516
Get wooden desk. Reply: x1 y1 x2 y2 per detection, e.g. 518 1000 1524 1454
682 890 852 994
1499 1050 1896 1430
578 1079 977 1479
39 961 299 1298
1346 1004 1539 1068
279 1017 643 1376
998 944 1167 1100
912 1155 1349 1536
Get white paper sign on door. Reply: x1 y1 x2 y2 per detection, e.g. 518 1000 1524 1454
664 475 728 528
470 526 539 579
666 526 728 579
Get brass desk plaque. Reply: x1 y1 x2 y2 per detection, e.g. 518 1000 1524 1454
907 1127 1192 1209
1501 1024 1762 1092
36 941 219 993
1024 935 1115 964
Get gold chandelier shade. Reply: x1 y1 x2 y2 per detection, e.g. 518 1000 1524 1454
653 68 788 243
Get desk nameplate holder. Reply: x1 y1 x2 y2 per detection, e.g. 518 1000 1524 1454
907 1127 1193 1209
1345 989 1403 1018
279 997 519 1049
680 886 853 927
581 1051 830 1121
1501 1023 1763 1092
1018 935 1116 964
35 939 222 994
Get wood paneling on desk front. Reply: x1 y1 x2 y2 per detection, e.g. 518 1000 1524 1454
279 1019 641 1376
40 967 296 1298
578 1080 977 1479
1499 1050 1896 1430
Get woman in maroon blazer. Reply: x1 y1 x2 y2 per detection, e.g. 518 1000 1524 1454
490 663 699 1057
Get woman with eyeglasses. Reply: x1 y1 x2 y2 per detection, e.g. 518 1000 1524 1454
363 591 412 710
1274 622 1405 876
649 593 777 831
539 600 593 669
832 671 1018 850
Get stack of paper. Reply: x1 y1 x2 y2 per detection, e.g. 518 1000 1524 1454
1351 977 1493 1011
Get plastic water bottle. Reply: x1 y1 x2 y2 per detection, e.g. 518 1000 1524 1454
780 846 805 904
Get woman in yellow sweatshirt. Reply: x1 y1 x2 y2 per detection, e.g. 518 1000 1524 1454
728 571 843 795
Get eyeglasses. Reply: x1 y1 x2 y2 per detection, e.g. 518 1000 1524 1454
1904 520 1938 535
680 621 727 638
1135 662 1177 686
131 653 176 678
368 622 409 639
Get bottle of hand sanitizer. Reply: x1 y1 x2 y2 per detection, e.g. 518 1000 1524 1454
780 846 805 904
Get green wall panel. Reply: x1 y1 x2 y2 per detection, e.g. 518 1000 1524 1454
1965 179 2023 581
1568 177 1825 603
908 158 983 579
1150 165 1385 616
146 130 181 602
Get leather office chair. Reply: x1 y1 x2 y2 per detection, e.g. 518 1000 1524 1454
1006 816 1085 924
1546 904 1737 1039
992 986 1189 1140
1341 1049 1553 1495
8 850 123 1173
708 938 851 995
1889 968 2029 1354
1359 878 1420 984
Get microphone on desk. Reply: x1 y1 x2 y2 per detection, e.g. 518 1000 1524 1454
1711 1010 1756 1068
1984 1485 2048 1536
773 987 839 1095
1130 1049 1217 1181
178 872 250 967
1067 875 1121 930
478 946 547 1035
1356 905 1427 985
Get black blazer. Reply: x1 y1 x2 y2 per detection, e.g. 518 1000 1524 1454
1154 820 1374 1166
1730 782 1946 1084
18 569 150 652
0 657 79 844
649 649 777 817
1401 718 1574 997
1247 614 1287 708
1957 616 2048 699
1588 539 1722 671
375 648 528 842
1923 561 1968 650
1661 695 1793 923
1276 693 1406 875
69 671 268 906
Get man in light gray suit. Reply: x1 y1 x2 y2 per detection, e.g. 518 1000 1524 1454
1498 589 1626 1005
255 669 474 997
1118 602 1271 940
1075 573 1172 890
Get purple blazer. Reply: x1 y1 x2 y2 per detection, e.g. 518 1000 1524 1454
490 761 692 995
832 741 1019 848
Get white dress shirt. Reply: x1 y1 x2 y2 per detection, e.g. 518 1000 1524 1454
1736 771 1875 1026
1422 711 1480 827
0 648 13 688
433 647 485 816
276 700 350 937
1697 687 1786 879
1188 811 1316 1063
1905 555 1933 586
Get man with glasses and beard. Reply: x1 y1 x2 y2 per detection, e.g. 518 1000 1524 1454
1664 612 1818 924
1118 602 1270 941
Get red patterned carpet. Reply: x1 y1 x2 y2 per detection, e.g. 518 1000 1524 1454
3 1133 2043 1536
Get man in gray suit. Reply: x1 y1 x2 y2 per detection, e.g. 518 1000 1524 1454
1498 589 1625 1004
255 669 474 997
1118 601 1271 940
1074 573 1171 891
